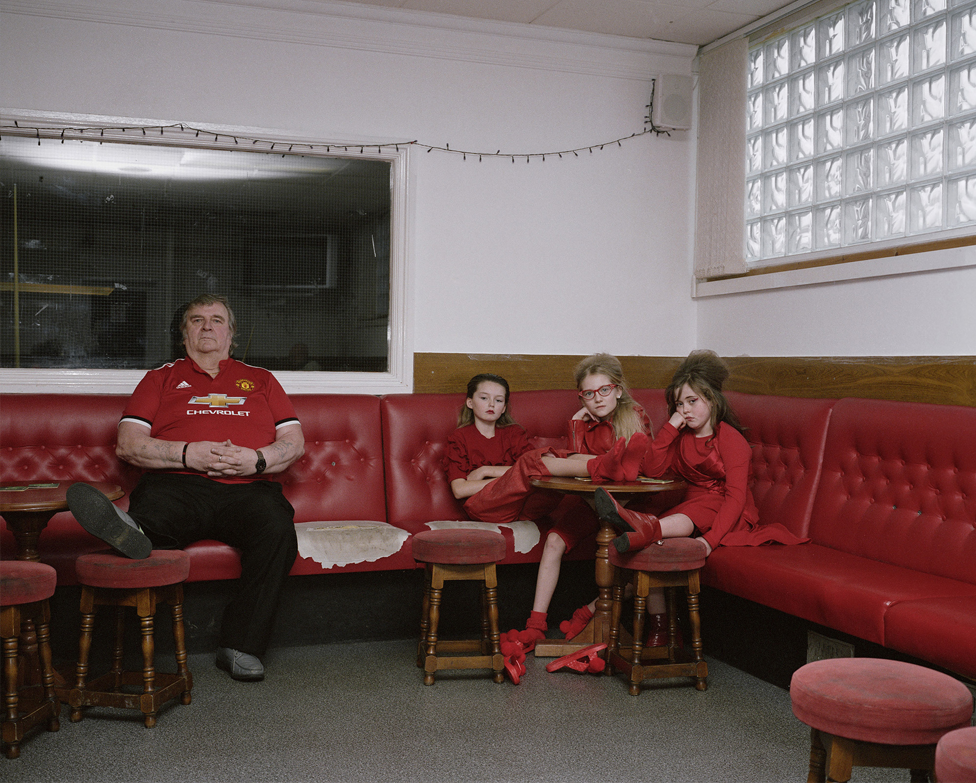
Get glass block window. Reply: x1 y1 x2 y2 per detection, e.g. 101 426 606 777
745 0 976 264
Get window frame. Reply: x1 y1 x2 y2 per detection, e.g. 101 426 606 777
693 0 976 297
0 109 414 395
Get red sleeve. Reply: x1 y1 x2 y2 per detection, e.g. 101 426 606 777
567 419 587 452
505 426 532 462
120 369 163 429
446 429 474 483
701 425 753 550
641 421 680 477
265 371 299 429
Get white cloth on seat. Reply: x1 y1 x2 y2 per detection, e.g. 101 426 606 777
295 521 409 569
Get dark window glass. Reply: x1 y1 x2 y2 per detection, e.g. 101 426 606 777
1 136 392 373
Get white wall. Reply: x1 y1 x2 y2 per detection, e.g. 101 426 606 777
1 0 700 371
697 255 976 357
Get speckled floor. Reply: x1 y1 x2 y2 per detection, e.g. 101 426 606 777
5 640 908 782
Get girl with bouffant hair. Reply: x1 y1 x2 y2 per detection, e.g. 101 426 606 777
593 350 806 647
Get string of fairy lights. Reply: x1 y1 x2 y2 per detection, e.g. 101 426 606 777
0 87 672 163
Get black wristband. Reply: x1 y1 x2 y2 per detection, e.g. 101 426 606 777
182 442 189 469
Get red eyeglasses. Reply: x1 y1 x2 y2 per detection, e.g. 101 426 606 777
578 384 618 401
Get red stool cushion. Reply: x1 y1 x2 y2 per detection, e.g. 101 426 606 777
75 550 191 589
937 726 976 783
609 537 707 572
791 658 974 746
411 529 506 565
0 561 57 606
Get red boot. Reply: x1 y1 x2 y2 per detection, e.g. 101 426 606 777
587 433 649 482
644 613 684 649
559 605 594 641
594 487 663 552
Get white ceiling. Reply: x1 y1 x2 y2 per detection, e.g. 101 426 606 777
331 0 795 47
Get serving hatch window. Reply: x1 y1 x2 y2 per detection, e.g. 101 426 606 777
0 120 407 392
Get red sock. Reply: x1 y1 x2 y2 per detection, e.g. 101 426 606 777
517 611 547 651
559 606 594 640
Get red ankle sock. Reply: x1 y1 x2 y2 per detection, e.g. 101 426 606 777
559 606 594 640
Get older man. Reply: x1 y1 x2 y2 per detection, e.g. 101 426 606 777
68 294 304 681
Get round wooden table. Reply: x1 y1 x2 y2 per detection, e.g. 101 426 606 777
1 481 123 562
529 476 685 657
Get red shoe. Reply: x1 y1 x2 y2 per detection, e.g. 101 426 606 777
546 643 607 674
559 606 594 641
594 487 663 552
644 613 684 648
500 631 527 684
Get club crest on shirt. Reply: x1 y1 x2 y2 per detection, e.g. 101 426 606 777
235 379 256 392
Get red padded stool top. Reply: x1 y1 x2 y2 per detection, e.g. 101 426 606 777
609 537 707 572
791 658 974 746
75 550 191 589
0 561 57 606
937 726 976 783
411 529 506 565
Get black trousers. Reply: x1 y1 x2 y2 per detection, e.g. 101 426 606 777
127 473 298 657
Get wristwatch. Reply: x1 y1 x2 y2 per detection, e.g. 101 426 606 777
254 450 267 474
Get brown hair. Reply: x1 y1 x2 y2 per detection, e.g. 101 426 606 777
665 350 743 436
574 353 645 440
457 373 517 428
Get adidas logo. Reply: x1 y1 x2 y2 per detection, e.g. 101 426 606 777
176 381 192 389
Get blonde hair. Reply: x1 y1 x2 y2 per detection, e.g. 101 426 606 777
574 353 645 440
457 374 518 428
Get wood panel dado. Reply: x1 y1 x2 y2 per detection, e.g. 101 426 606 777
414 353 976 407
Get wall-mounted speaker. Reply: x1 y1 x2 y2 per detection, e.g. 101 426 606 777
651 74 694 131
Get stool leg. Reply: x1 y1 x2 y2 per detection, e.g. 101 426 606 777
825 734 855 783
479 583 490 656
138 599 158 729
417 565 431 668
71 589 97 723
2 607 22 759
483 565 503 684
607 571 625 676
808 728 827 783
34 603 60 733
109 605 126 692
686 574 707 691
169 594 192 706
629 573 647 696
665 587 679 662
423 569 443 686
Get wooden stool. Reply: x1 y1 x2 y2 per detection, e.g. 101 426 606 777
1 561 60 759
606 537 708 695
791 658 974 783
937 726 976 783
411 529 506 686
67 550 193 728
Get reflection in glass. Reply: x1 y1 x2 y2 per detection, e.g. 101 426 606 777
0 136 393 372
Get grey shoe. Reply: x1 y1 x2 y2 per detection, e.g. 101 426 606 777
216 647 265 681
66 482 152 559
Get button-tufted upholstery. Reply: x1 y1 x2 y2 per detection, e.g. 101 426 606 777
5 388 976 681
703 394 976 680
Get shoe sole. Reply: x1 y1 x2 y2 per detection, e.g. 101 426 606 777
66 482 152 559
215 655 265 682
594 488 634 533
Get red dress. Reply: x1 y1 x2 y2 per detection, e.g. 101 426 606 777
445 423 557 525
641 421 807 550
